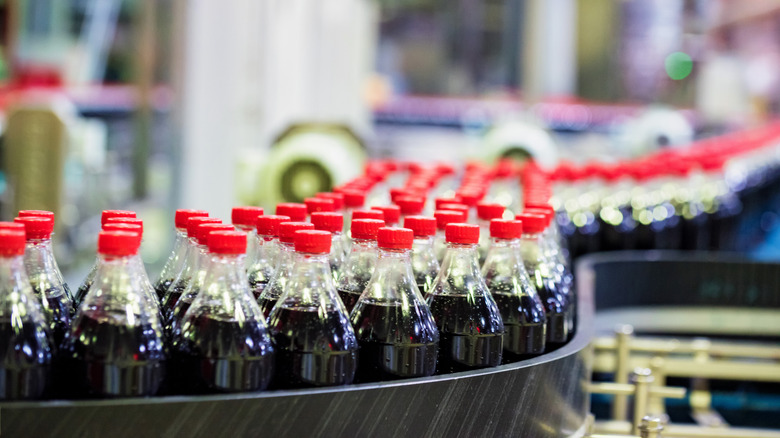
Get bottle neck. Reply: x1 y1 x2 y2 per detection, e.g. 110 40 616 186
440 243 481 273
0 254 29 291
283 252 339 307
23 238 60 278
350 239 376 252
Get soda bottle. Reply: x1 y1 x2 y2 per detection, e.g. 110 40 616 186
231 206 264 269
475 202 506 265
310 212 345 282
161 217 221 312
426 223 504 372
371 205 400 227
275 203 308 222
257 221 315 318
403 215 439 294
65 230 166 397
482 219 546 360
395 195 425 225
153 209 209 300
350 227 439 382
267 230 358 388
336 218 383 312
433 209 467 262
172 230 274 393
74 210 137 306
517 212 570 348
247 214 290 298
16 211 73 303
0 229 52 399
304 198 335 216
13 216 73 349
340 189 366 236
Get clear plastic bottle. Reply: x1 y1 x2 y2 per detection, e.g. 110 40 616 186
267 230 358 388
17 210 72 304
350 227 439 382
475 202 506 266
248 214 290 299
371 205 400 227
14 216 73 349
64 230 166 397
275 203 308 222
482 219 546 360
517 212 570 348
426 223 504 372
257 221 315 318
403 215 439 294
172 230 274 393
433 209 467 262
154 209 209 300
0 229 52 400
231 206 264 269
310 212 345 282
336 218 383 312
74 210 137 306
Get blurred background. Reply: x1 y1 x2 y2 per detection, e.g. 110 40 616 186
0 0 779 281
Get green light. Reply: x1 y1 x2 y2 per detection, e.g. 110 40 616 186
665 52 693 80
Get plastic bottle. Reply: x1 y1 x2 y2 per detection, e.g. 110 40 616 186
257 221 315 318
350 227 439 381
336 218 383 312
64 230 166 397
310 212 345 282
0 229 52 400
16 211 72 302
267 230 358 388
231 206 264 268
340 189 366 236
14 216 73 349
371 205 400 227
153 209 209 300
426 223 504 372
475 202 506 265
433 209 467 262
247 215 290 299
275 203 308 222
403 215 439 294
172 230 274 393
482 219 546 360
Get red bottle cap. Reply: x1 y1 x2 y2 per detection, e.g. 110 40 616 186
476 203 505 221
342 190 365 208
434 210 467 230
98 231 141 257
106 217 144 234
18 210 55 224
0 229 27 256
175 209 209 229
403 216 436 237
207 230 247 255
524 200 552 210
311 212 343 233
294 230 332 254
445 223 479 244
196 224 235 246
518 213 547 234
351 209 384 221
256 215 291 237
350 218 384 240
0 222 26 232
102 222 142 236
276 203 308 222
377 227 413 250
14 216 54 240
316 192 344 210
279 222 315 244
371 205 400 224
524 206 554 223
438 203 469 215
490 219 522 239
101 210 136 226
305 197 335 214
395 196 425 215
389 187 413 203
231 206 264 228
187 217 221 238
434 197 460 210
456 190 483 207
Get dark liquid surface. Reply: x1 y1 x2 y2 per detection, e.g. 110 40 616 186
268 307 357 388
351 302 438 382
154 278 173 301
492 293 546 358
337 289 362 313
31 285 72 350
64 314 165 397
172 315 274 393
426 294 503 373
0 321 52 400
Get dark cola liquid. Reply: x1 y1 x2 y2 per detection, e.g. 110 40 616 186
154 278 173 301
426 294 503 373
258 296 278 319
491 293 546 360
0 321 52 400
268 307 357 388
65 314 165 397
532 277 569 347
161 279 188 312
351 302 438 382
31 285 72 350
165 287 200 336
337 289 362 313
172 315 274 393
